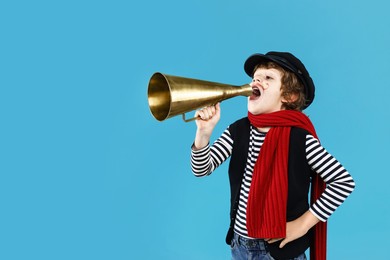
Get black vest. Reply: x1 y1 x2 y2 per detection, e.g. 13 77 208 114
226 117 313 260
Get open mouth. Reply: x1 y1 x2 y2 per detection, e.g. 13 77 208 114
252 86 261 97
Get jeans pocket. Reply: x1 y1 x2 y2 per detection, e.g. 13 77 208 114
230 238 236 249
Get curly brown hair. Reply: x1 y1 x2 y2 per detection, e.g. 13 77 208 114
253 62 306 111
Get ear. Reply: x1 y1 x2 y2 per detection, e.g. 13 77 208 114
282 93 298 103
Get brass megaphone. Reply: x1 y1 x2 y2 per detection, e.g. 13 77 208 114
147 72 252 122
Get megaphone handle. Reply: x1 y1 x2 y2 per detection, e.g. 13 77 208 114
182 113 200 123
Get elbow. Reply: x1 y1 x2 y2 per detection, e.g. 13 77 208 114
350 179 356 193
191 162 212 177
192 169 210 178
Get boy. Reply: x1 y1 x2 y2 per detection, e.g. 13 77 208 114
190 51 355 260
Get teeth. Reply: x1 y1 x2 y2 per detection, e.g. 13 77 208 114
252 88 261 96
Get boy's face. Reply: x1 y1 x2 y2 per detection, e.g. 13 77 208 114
248 67 286 115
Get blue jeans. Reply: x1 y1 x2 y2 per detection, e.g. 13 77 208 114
231 233 306 260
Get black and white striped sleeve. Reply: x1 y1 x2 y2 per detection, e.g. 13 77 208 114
306 134 355 222
190 128 234 177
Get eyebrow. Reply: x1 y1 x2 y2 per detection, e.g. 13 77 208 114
253 69 280 78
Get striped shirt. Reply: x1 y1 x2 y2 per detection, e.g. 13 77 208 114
191 125 355 238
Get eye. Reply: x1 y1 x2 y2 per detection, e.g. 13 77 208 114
265 75 273 80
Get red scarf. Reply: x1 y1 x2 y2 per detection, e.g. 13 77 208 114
247 110 327 260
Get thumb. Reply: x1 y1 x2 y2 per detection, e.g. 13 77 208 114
279 239 289 249
214 103 221 118
215 102 221 112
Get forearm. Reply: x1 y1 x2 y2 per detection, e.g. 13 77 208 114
306 135 355 221
276 210 321 248
193 129 212 150
299 210 320 230
193 103 221 150
191 144 212 177
191 128 233 177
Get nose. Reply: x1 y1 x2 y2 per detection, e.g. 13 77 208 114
251 78 263 87
252 77 263 83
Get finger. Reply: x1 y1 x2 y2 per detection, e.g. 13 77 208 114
204 107 214 119
197 110 208 120
266 238 283 244
197 105 218 121
195 110 201 118
215 102 221 113
279 239 289 248
209 105 216 116
206 106 217 119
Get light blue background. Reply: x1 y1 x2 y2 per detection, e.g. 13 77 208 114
1 0 389 259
